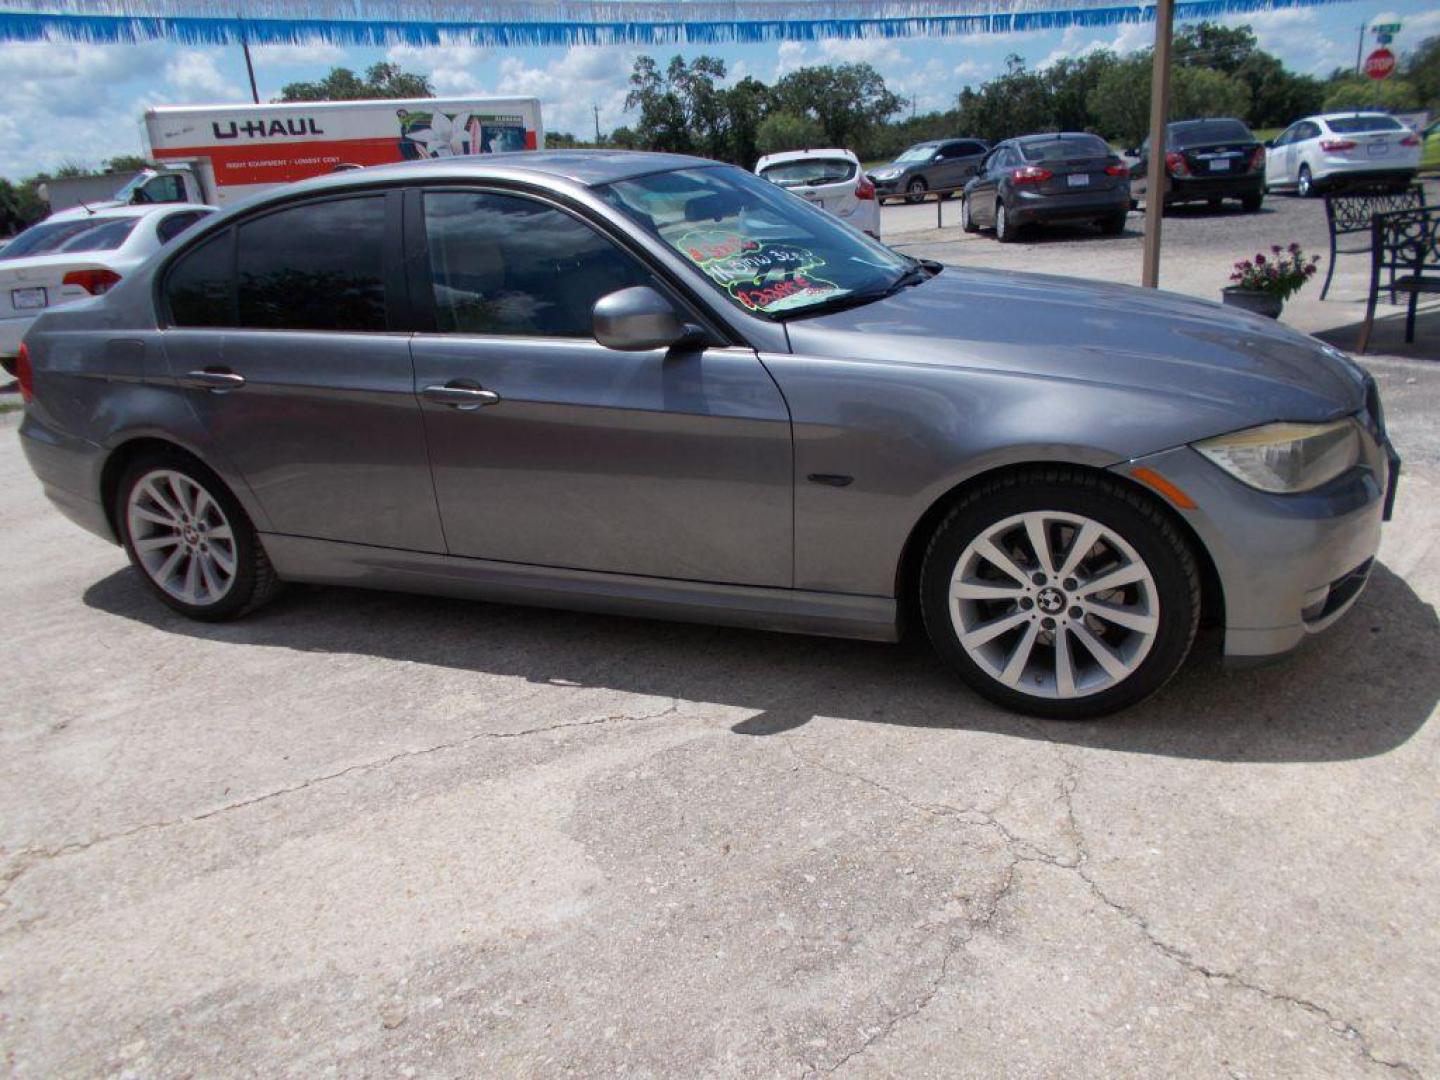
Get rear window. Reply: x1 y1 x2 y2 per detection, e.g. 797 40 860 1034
1020 135 1111 162
1170 120 1253 147
759 158 857 188
1327 115 1403 133
0 216 134 261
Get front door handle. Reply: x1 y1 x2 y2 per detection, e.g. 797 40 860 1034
181 368 245 392
422 382 501 411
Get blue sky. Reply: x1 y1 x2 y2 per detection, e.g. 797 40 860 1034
1 0 1436 180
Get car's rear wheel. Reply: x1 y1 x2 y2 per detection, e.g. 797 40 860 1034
1297 165 1315 198
994 200 1018 243
960 195 979 233
919 469 1200 720
905 178 928 204
1241 192 1263 212
116 450 281 622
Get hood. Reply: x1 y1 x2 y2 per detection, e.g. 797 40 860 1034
783 267 1366 426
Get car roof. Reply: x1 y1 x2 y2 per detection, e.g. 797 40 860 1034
45 202 215 222
756 149 858 166
1012 132 1104 143
1168 117 1247 128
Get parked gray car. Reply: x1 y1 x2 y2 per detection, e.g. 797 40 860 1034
868 138 989 203
16 152 1398 719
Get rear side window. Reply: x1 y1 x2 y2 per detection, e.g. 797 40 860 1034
759 158 857 187
1327 115 1403 134
1020 135 1111 161
422 191 653 338
156 210 210 245
1170 120 1253 147
236 196 387 332
166 229 234 327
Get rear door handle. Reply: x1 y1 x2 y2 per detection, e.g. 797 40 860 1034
422 382 501 411
181 369 245 392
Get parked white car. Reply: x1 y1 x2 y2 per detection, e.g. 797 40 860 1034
1 203 214 364
1265 112 1421 197
755 149 880 237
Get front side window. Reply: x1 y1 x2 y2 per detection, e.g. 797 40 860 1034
236 196 387 332
601 165 911 319
423 191 654 337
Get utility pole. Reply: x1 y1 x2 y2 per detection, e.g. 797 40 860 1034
1140 0 1175 289
911 95 917 119
1355 21 1367 75
237 12 259 104
593 104 602 143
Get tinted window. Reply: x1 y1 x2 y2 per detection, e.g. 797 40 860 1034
237 197 387 332
1299 122 1323 141
1020 135 1112 161
895 144 937 163
0 217 131 261
1170 120 1253 147
156 210 209 244
166 229 234 327
56 217 140 253
1327 114 1404 134
137 174 187 204
759 158 857 187
423 191 654 337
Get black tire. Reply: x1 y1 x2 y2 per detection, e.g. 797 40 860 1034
960 195 980 233
1099 212 1127 236
919 468 1201 720
114 448 282 622
1297 165 1315 198
1241 192 1264 212
995 199 1018 243
905 178 928 204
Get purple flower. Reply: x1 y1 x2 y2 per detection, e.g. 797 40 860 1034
1255 253 1266 265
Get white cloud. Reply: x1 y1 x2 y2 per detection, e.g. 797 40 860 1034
249 42 345 67
165 49 244 102
818 37 903 66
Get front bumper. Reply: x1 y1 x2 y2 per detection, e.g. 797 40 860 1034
871 175 909 198
1118 420 1396 660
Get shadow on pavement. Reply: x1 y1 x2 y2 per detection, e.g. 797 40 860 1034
84 561 1437 764
1313 306 1440 362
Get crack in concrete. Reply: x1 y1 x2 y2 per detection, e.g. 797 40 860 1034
0 701 679 908
786 735 1420 1080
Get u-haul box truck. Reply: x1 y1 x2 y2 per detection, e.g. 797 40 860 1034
122 96 544 208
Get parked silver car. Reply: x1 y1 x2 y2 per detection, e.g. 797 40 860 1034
16 152 1398 719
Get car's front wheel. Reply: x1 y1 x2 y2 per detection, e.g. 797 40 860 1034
116 449 281 622
919 469 1200 719
905 178 928 204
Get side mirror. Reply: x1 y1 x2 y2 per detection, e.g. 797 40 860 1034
593 286 702 352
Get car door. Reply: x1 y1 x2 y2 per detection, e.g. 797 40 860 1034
1268 125 1299 186
955 142 988 184
973 147 1009 223
158 192 447 552
405 187 794 587
930 142 965 192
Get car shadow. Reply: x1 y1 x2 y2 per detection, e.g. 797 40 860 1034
82 560 1437 764
1312 306 1440 362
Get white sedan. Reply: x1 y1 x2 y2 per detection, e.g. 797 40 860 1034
1 202 214 364
754 149 880 238
1265 112 1421 197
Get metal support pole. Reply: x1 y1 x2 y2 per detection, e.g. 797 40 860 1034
238 15 260 104
1140 0 1175 289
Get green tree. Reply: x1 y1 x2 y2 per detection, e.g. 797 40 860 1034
1322 75 1420 112
1173 22 1258 74
770 62 903 157
723 75 771 167
1088 55 1251 144
955 56 1057 144
1047 52 1118 132
103 154 154 175
1401 36 1440 110
1236 52 1323 129
755 110 825 155
625 55 698 154
278 62 432 102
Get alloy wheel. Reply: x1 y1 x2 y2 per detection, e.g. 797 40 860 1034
126 468 238 606
947 510 1159 699
1297 166 1312 198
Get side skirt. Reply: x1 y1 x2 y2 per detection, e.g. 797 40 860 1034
262 534 900 643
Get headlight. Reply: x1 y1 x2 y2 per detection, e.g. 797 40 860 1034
1194 419 1361 493
873 169 901 180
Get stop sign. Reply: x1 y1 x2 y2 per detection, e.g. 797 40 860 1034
1365 48 1396 80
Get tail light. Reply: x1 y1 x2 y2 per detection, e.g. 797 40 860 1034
1249 145 1266 171
1104 163 1129 177
61 268 122 295
1320 139 1356 153
1164 151 1190 177
1010 165 1052 184
1399 134 1420 147
15 342 33 404
854 174 876 200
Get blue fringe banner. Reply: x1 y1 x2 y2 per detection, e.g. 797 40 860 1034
0 0 1359 46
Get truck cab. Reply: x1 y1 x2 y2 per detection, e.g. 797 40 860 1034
114 166 207 207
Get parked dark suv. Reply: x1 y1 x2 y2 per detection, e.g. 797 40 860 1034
1129 118 1266 212
868 139 989 203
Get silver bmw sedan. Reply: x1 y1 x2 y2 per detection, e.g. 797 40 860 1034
14 151 1398 719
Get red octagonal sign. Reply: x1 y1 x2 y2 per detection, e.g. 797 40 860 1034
1365 47 1396 79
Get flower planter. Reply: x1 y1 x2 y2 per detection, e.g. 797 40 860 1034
1221 286 1283 319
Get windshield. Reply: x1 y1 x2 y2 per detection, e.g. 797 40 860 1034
894 144 937 164
759 158 857 188
0 216 134 261
600 165 910 318
1020 135 1112 162
1327 114 1403 134
1171 120 1253 147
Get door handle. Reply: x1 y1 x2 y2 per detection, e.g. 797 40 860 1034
422 383 501 411
181 369 245 392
